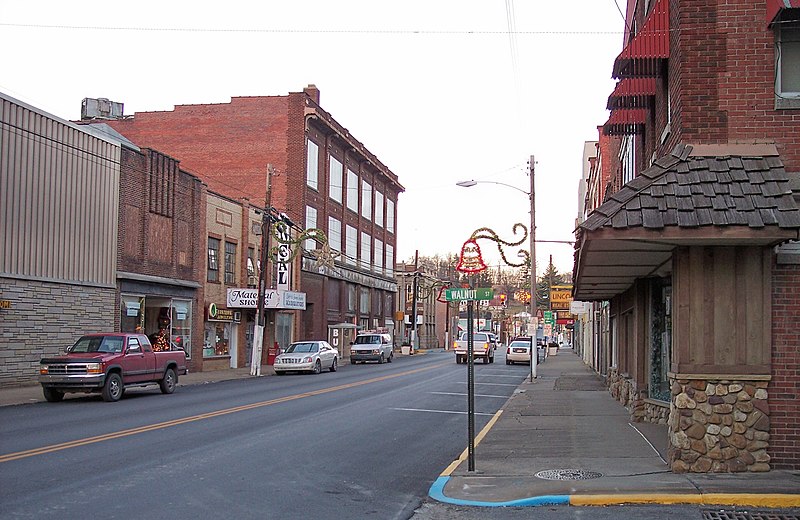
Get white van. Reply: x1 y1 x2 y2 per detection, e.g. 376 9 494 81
350 333 393 364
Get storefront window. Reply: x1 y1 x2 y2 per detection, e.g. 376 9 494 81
204 322 231 357
172 300 192 359
649 278 672 402
276 312 293 351
121 295 145 333
120 295 193 358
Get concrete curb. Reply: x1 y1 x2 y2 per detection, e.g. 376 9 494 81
428 478 800 508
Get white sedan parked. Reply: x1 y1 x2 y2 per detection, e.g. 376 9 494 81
274 341 338 375
506 339 532 365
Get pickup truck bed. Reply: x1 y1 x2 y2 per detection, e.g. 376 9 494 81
453 332 495 364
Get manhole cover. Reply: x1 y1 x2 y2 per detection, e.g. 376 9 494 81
535 469 603 481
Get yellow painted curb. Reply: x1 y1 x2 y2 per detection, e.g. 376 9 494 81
441 409 504 477
570 493 800 508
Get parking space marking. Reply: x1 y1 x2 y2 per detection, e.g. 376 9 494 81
429 391 508 399
390 407 494 416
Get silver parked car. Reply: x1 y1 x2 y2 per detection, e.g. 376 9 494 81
274 341 338 375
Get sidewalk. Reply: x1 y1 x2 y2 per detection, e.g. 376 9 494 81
430 348 800 508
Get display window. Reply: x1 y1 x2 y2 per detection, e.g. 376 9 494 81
119 294 192 358
204 322 231 357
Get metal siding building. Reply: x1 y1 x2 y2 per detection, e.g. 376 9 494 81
0 92 121 387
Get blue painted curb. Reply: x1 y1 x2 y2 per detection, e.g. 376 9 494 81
428 476 571 508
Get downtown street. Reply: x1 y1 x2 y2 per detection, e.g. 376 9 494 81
0 350 527 520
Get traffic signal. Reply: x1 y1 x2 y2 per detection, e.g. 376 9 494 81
499 294 507 307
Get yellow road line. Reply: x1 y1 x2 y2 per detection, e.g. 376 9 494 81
0 362 447 463
441 409 504 476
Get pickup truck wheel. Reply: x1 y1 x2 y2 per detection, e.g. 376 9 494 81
329 357 338 372
484 355 490 364
379 353 385 364
102 373 123 402
43 387 64 402
159 368 177 394
489 354 495 364
387 352 393 363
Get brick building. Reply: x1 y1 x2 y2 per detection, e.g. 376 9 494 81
573 0 800 471
0 93 207 386
112 135 207 373
97 86 404 361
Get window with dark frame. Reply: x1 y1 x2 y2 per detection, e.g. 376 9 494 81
207 237 220 282
776 18 800 108
224 241 236 285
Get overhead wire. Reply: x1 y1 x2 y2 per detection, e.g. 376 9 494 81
0 22 623 36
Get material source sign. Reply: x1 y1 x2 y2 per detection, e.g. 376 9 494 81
226 288 307 310
444 288 494 301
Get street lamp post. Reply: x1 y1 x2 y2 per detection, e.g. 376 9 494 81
456 155 537 380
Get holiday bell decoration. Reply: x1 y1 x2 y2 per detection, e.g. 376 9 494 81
456 239 488 273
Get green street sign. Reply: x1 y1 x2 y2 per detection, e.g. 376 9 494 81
544 311 555 325
445 288 494 302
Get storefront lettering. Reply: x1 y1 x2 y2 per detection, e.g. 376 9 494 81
226 288 306 310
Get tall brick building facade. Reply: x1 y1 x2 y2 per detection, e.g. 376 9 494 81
573 0 800 472
99 86 404 361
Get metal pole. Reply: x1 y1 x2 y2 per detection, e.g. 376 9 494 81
251 164 273 376
467 293 475 472
530 155 537 381
411 250 419 353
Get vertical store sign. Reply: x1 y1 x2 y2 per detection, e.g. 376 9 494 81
276 223 291 291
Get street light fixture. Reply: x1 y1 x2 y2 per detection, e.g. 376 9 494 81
456 155 537 380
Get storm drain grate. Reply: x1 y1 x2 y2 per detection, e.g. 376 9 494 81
702 510 799 520
534 469 603 481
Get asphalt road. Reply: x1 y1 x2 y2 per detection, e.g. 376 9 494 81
0 349 530 520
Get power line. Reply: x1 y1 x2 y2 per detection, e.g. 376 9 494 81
0 22 623 36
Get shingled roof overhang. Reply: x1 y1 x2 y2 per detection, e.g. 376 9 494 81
573 143 800 301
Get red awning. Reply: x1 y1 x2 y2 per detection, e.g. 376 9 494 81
607 78 657 109
767 0 800 26
613 0 670 78
603 109 648 135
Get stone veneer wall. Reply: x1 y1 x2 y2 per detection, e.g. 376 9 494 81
607 367 669 424
668 378 770 473
0 278 116 387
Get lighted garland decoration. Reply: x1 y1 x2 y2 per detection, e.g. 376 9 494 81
270 222 340 270
469 223 530 268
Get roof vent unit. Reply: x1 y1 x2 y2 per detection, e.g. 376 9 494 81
81 98 124 120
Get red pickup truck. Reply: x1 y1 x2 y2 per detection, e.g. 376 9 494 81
39 333 188 403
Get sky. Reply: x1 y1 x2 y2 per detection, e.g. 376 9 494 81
0 0 625 276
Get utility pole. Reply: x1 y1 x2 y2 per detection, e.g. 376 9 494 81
251 164 274 376
529 155 537 381
410 250 420 353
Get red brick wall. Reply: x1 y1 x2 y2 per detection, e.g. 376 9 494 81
669 0 800 172
118 147 206 371
769 263 800 469
108 96 291 209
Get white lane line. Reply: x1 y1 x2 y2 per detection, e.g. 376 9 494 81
476 374 526 378
430 391 508 399
390 407 494 416
469 382 520 387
